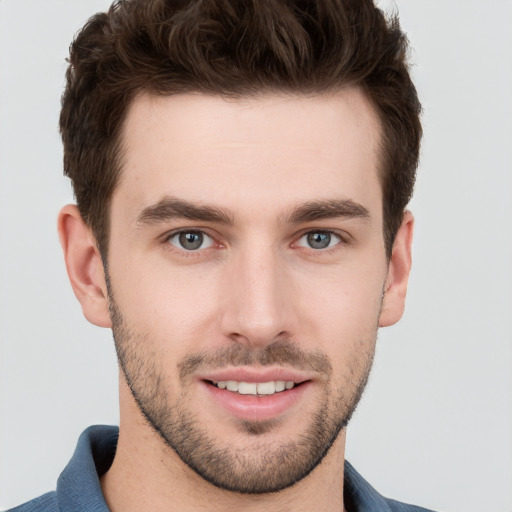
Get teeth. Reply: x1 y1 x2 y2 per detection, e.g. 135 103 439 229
226 381 238 392
238 382 258 394
214 380 295 395
257 381 276 395
275 381 286 392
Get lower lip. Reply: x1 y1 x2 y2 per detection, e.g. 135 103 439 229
201 381 311 422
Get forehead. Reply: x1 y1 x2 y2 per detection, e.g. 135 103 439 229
114 90 382 221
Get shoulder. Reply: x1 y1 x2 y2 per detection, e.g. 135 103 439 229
384 497 438 512
344 461 438 512
5 492 58 512
5 425 117 512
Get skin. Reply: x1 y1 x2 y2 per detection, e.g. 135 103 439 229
58 89 413 512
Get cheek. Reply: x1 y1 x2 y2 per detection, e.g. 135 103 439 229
110 260 224 351
296 262 385 332
292 263 383 382
109 241 386 363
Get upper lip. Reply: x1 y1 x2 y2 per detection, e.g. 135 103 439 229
198 366 314 385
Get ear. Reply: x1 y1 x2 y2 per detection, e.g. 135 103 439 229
58 205 112 328
379 211 414 327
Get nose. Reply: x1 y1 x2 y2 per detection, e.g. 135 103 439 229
219 245 296 348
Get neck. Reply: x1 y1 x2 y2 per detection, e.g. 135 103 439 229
101 381 347 512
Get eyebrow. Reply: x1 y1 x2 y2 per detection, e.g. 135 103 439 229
137 197 234 226
136 196 370 227
287 199 370 224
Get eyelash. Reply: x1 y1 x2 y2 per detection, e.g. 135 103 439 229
163 228 350 255
295 230 345 251
165 230 219 256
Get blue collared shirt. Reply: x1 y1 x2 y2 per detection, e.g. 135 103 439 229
8 425 436 511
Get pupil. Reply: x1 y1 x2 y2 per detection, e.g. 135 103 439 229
179 232 203 250
308 232 330 249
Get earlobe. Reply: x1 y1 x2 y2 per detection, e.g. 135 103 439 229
379 211 414 327
58 205 112 328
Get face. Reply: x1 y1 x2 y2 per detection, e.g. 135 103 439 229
104 91 392 493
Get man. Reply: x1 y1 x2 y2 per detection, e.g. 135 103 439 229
9 0 432 510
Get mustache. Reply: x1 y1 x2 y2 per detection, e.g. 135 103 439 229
178 340 332 382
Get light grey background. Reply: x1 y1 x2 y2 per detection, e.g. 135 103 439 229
1 1 511 511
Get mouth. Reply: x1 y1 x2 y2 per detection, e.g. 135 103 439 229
199 370 312 422
206 379 298 396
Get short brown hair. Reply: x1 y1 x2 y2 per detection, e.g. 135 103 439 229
60 0 421 258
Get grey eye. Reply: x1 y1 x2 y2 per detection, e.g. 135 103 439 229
168 231 214 251
298 231 340 250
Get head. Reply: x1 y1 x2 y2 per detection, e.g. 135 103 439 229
58 0 420 498
60 0 421 260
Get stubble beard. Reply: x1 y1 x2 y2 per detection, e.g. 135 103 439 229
108 292 377 494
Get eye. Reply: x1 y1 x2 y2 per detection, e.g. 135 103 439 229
167 231 215 251
297 231 342 250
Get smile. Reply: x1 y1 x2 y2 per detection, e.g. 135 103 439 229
200 373 312 421
212 380 296 395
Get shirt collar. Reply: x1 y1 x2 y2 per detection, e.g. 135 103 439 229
56 425 392 512
56 425 117 512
